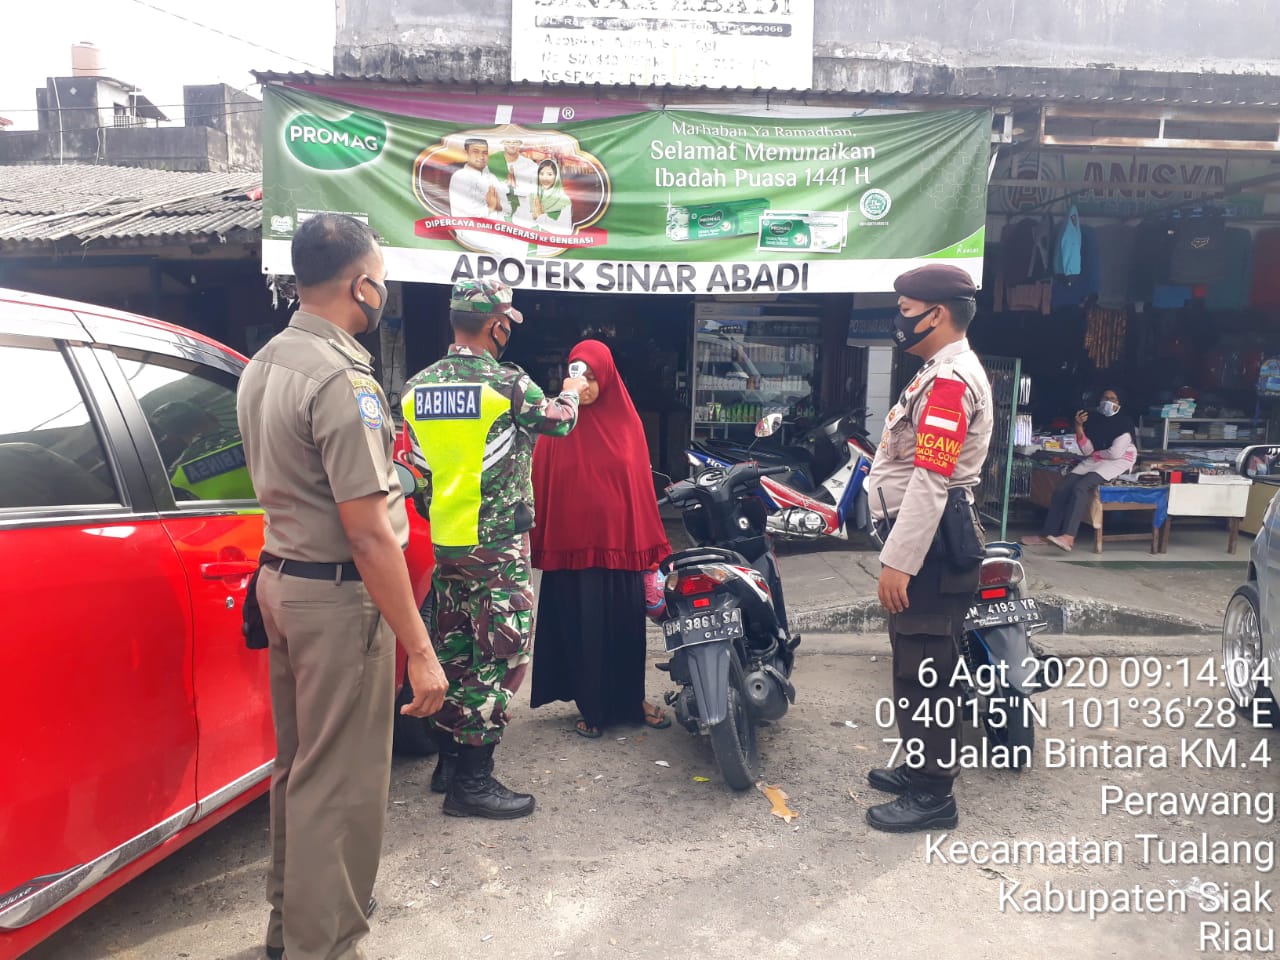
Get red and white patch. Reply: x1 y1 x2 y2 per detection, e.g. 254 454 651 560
914 377 968 477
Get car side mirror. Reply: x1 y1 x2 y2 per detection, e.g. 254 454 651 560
1237 444 1280 480
755 412 783 438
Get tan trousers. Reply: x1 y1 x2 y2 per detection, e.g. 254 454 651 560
258 566 395 960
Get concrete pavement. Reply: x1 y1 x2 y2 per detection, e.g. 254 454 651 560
28 632 1274 960
684 519 1248 638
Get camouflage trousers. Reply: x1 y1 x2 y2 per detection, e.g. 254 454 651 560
427 537 533 747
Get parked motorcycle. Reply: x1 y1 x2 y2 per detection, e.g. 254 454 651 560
687 412 875 542
958 541 1050 768
655 460 800 790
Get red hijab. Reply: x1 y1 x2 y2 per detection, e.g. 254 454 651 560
531 340 671 571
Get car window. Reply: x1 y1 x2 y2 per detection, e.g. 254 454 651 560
0 339 121 509
114 349 256 503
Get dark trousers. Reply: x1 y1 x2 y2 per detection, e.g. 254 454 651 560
1041 471 1105 539
888 554 976 793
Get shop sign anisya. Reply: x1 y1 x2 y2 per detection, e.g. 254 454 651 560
510 0 814 90
992 151 1270 218
262 86 991 294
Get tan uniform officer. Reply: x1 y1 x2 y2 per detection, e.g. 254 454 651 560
237 213 447 960
863 263 993 833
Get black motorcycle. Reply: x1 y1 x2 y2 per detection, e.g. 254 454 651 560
960 541 1049 768
655 462 800 789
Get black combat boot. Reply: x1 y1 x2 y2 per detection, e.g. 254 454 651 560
865 788 958 833
442 743 535 819
866 764 912 795
430 731 459 794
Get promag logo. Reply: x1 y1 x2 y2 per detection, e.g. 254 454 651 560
286 112 386 171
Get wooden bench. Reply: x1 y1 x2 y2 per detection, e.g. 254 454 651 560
1029 468 1161 554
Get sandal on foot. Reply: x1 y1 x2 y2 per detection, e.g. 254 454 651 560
642 703 671 729
574 719 603 738
1020 535 1046 546
1046 535 1073 553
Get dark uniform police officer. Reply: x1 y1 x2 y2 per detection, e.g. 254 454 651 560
401 278 587 819
237 213 448 960
864 264 993 833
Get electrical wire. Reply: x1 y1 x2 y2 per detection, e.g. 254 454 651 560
117 0 332 73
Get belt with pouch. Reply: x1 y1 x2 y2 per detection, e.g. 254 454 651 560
929 487 983 570
872 488 982 570
260 551 361 582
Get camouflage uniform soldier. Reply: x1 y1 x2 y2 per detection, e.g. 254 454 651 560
402 278 587 819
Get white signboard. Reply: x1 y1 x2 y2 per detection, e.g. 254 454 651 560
511 0 814 90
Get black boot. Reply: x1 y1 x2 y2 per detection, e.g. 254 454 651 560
866 764 912 795
442 743 535 819
430 731 459 794
866 789 958 833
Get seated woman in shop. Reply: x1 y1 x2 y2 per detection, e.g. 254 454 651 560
1024 388 1138 552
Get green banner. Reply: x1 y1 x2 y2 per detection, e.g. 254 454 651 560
263 86 990 294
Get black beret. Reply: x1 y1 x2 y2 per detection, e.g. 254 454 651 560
893 264 977 302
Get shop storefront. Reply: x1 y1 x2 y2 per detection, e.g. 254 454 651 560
973 119 1280 546
258 75 1280 535
258 79 992 474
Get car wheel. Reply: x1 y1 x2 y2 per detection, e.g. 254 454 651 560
1222 583 1280 729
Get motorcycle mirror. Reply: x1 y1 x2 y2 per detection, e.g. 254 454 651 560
1238 444 1280 484
652 470 673 498
755 412 783 438
393 460 419 493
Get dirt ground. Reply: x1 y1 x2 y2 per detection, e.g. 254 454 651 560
28 632 1276 960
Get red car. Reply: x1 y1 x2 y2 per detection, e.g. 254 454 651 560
0 289 433 959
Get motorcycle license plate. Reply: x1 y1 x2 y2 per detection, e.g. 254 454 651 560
663 608 744 648
964 597 1043 630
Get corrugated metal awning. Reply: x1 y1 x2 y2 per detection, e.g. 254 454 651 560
0 165 260 250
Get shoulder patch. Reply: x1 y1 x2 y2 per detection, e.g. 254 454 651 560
347 372 384 430
914 376 968 477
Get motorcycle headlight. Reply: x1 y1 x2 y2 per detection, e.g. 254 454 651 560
801 511 824 532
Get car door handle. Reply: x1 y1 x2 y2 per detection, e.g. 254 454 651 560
200 561 259 579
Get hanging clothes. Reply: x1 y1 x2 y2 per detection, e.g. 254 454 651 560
1249 229 1280 309
1003 217 1054 314
1052 225 1100 308
1054 205 1082 277
1168 212 1228 285
1094 224 1136 309
1205 227 1253 311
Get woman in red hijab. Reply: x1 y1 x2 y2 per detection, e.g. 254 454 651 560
530 340 672 737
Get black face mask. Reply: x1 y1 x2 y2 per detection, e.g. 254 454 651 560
490 320 512 360
892 306 937 351
353 277 387 334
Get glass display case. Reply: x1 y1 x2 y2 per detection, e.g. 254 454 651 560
1138 417 1272 449
691 300 821 441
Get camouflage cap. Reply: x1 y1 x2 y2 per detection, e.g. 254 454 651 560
450 278 520 319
